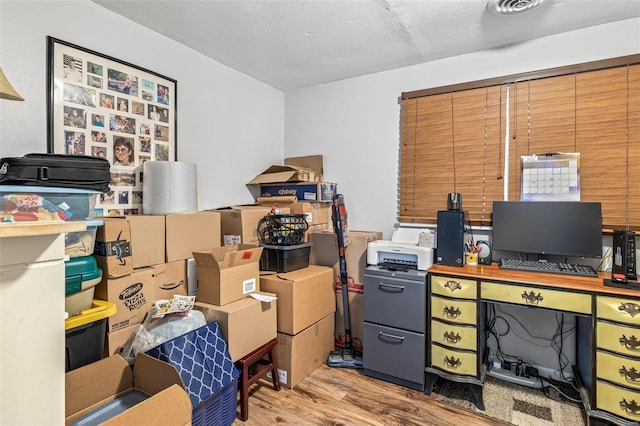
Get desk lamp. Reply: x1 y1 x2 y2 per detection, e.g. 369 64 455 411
0 67 24 101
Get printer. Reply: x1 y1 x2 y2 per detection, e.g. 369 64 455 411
367 227 434 271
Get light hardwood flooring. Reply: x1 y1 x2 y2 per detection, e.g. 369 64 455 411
239 364 509 425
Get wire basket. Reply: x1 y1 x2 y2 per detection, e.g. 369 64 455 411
257 213 309 246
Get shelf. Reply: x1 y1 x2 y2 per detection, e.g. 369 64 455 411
0 221 86 238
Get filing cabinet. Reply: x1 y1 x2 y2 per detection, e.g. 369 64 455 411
363 265 427 391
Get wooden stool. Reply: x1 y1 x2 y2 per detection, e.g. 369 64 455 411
235 338 281 421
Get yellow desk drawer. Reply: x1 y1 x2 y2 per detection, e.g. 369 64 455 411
431 319 477 351
598 295 640 325
431 275 477 300
480 281 591 314
431 344 477 377
597 320 640 357
431 295 477 326
596 380 640 422
596 350 640 390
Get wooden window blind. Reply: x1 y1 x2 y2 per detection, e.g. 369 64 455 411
399 56 640 231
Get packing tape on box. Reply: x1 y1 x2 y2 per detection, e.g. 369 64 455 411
143 161 198 214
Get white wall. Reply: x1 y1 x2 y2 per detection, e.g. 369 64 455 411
0 0 285 210
284 18 640 239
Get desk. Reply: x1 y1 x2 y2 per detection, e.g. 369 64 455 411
0 222 85 425
427 263 640 426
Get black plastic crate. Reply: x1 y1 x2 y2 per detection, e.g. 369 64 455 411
257 214 309 246
65 318 107 372
260 242 312 273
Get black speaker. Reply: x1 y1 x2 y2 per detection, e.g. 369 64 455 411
436 210 466 266
612 230 637 282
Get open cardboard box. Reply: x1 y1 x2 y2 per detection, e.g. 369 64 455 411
248 155 324 184
65 353 191 426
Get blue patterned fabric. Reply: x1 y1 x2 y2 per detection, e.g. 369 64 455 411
146 321 240 409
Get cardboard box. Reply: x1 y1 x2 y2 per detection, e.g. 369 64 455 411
194 293 277 361
259 265 335 335
270 313 335 389
259 182 337 202
193 245 262 305
153 260 188 298
309 230 382 351
127 215 165 268
94 218 133 278
65 353 191 426
289 201 330 226
105 322 140 356
217 205 289 246
95 267 156 332
165 211 221 262
248 155 324 184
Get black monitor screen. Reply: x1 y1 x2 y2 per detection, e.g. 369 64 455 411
492 201 603 259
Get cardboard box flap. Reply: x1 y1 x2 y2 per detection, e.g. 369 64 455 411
65 354 133 417
101 385 191 426
285 155 323 176
222 245 263 268
193 245 262 269
248 164 319 185
133 353 186 395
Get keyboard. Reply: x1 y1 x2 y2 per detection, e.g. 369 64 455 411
498 258 598 277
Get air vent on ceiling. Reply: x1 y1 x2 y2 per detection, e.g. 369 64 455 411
487 0 549 16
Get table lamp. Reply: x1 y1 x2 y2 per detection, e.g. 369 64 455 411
0 67 24 101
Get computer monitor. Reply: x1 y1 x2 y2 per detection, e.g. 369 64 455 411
492 201 603 259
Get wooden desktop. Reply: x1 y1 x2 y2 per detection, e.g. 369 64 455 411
426 262 640 426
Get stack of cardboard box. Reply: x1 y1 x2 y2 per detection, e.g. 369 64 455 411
259 265 336 388
191 244 278 362
94 211 222 355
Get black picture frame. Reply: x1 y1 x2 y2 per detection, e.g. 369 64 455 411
47 36 177 215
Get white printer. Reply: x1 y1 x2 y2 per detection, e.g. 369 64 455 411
367 227 434 271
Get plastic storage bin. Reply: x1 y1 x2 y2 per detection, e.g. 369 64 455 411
0 185 98 222
65 219 103 258
65 300 117 372
65 255 103 317
260 242 312 272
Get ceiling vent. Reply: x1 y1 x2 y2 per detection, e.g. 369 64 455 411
487 0 549 16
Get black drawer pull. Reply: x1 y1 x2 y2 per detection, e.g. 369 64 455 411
444 331 462 344
444 355 462 369
378 331 405 342
620 335 640 352
620 398 640 416
444 306 462 319
619 302 640 318
444 280 462 293
522 291 543 305
379 283 405 292
620 365 640 383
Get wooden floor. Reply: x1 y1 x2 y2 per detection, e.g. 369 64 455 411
239 364 509 426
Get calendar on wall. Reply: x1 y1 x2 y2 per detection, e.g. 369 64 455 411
520 153 580 201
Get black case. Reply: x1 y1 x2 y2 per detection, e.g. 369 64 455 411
0 153 111 192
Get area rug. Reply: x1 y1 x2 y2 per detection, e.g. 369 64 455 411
432 376 585 426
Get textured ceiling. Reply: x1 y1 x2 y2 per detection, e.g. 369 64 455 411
92 0 640 91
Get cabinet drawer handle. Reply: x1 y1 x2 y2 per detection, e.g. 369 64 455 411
379 283 405 292
444 355 462 369
522 291 543 305
620 366 640 383
444 331 462 344
444 280 462 293
620 335 640 352
378 331 405 342
619 302 640 318
620 398 640 416
443 306 462 319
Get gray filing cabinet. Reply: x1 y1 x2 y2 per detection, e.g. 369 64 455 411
363 265 427 391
